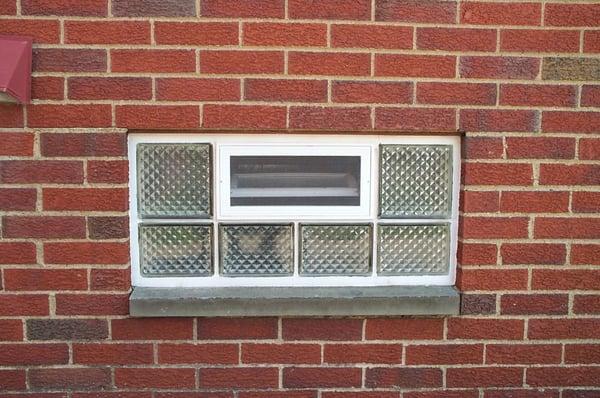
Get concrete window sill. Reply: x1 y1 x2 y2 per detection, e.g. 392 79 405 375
129 286 460 317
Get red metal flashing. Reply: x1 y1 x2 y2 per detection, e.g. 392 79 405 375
0 35 32 104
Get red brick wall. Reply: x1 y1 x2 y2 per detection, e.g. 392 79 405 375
1 0 600 395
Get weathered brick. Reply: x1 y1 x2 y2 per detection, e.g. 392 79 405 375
27 319 108 340
112 50 196 73
44 242 129 264
41 133 126 157
572 244 600 265
542 111 600 134
460 109 537 132
460 294 496 315
0 1 16 14
289 52 370 76
545 3 600 27
406 344 483 365
574 295 600 314
161 344 239 364
500 84 576 107
0 319 23 341
29 368 111 390
417 28 496 52
3 216 86 239
87 160 128 183
203 105 286 129
245 23 326 47
462 137 503 160
458 243 497 265
0 344 69 366
4 269 87 291
289 107 371 129
500 191 569 212
535 217 600 239
68 77 152 100
0 160 83 184
417 82 496 105
28 105 112 128
332 24 412 49
565 344 600 364
501 294 568 315
0 19 60 43
0 294 49 316
74 343 153 365
501 243 566 265
32 76 64 100
116 105 200 129
91 268 130 291
0 104 23 127
201 368 279 389
43 188 128 211
285 368 362 388
582 85 600 107
447 367 523 388
284 319 362 341
201 0 284 18
533 269 600 290
572 192 600 213
461 2 541 25
366 368 443 389
376 55 456 78
375 108 456 131
0 132 34 156
332 81 412 104
88 217 129 240
501 29 580 53
529 319 600 340
506 137 575 159
22 0 107 16
289 0 370 20
462 163 533 186
528 367 600 387
245 79 327 102
157 78 240 101
584 31 600 53
33 49 106 72
366 319 443 340
487 344 561 365
112 0 196 17
324 344 402 364
155 22 238 45
65 21 150 44
448 318 524 340
201 51 284 74
113 318 194 340
458 269 528 291
543 58 600 81
244 344 320 364
376 0 457 23
540 164 600 185
460 56 539 79
55 294 129 316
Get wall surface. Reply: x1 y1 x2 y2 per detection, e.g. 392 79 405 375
1 0 600 396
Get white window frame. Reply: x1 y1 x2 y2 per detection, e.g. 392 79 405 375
128 133 461 289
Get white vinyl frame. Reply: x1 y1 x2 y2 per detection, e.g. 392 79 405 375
128 133 461 288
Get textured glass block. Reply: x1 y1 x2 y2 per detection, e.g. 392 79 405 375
379 145 452 218
378 224 450 275
300 224 371 275
138 143 211 218
220 224 293 276
140 224 212 277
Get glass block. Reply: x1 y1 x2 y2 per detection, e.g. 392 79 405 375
138 143 211 218
140 224 212 277
378 224 450 275
379 145 452 218
219 224 293 276
300 224 371 275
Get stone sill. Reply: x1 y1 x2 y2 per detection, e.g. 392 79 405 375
130 286 460 317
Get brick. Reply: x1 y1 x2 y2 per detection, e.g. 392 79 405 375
418 28 496 52
27 319 108 340
332 81 412 104
572 244 600 265
284 368 362 388
55 294 129 315
289 107 371 129
87 160 128 184
529 319 600 340
565 344 600 364
460 109 537 132
289 0 370 20
407 392 479 398
33 49 106 72
22 0 107 16
203 105 286 129
574 295 600 314
4 269 87 291
0 132 33 156
0 19 60 43
501 294 568 315
244 344 320 364
160 344 239 364
68 77 152 100
448 318 523 340
563 391 600 398
29 368 111 390
283 319 362 341
201 0 284 18
28 104 112 128
117 105 200 129
458 269 528 291
331 24 412 49
157 78 240 101
543 58 600 81
584 31 600 53
540 164 600 186
199 318 277 340
528 367 600 387
500 191 569 213
532 269 600 290
376 108 456 131
91 268 130 291
462 216 529 238
0 1 16 14
244 23 326 47
324 344 402 364
201 368 279 389
487 344 561 365
88 217 129 240
447 367 523 388
112 50 195 73
3 216 86 239
245 79 327 102
461 2 541 25
460 56 539 79
0 294 48 316
0 369 25 390
289 52 370 76
417 83 496 105
365 368 442 389
241 393 316 398
65 21 150 44
366 319 443 340
535 217 600 239
506 137 575 159
113 0 195 16
201 51 283 74
463 163 532 186
376 55 456 78
545 3 600 27
406 344 483 365
457 243 497 265
460 294 496 315
74 343 153 365
501 29 579 53
42 133 125 157
43 188 128 211
323 393 398 398
376 0 456 23
0 160 83 184
75 393 153 398
155 22 238 45
0 242 36 264
0 319 23 341
0 104 23 127
113 318 194 340
32 76 64 100
462 137 503 160
0 344 69 365
500 84 576 107
582 85 600 107
542 111 600 134
44 242 129 264
115 368 196 389
501 243 566 265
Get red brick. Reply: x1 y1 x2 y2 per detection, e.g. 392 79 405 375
201 368 279 389
88 216 129 240
582 85 600 107
545 3 600 27
418 82 496 105
289 0 370 20
201 51 283 74
501 29 579 53
0 160 83 184
0 294 48 316
406 344 483 365
462 137 503 160
0 1 16 14
528 367 600 387
241 393 316 398
323 393 398 398
460 109 537 132
324 344 402 364
535 217 600 239
88 160 128 184
3 216 85 239
0 369 25 390
418 28 496 52
156 22 237 45
541 164 600 186
33 48 106 72
487 344 562 365
461 1 540 25
365 368 442 389
501 243 566 265
289 52 370 76
376 108 456 131
574 295 600 314
0 319 23 341
244 23 326 47
529 319 600 340
201 0 284 18
376 0 456 23
460 56 539 79
157 78 239 102
461 217 529 238
65 21 150 44
245 79 327 102
332 24 412 49
29 368 111 389
501 294 568 315
68 77 152 100
244 344 321 364
565 344 600 364
573 192 600 213
332 81 412 104
542 111 600 134
284 368 361 388
366 319 443 340
579 138 600 160
289 106 371 129
532 269 600 290
0 132 33 156
203 105 286 129
458 269 528 291
506 137 575 159
42 133 125 157
457 242 497 265
116 368 196 389
116 105 200 129
160 344 239 364
0 104 23 127
28 104 112 128
406 392 479 398
112 0 196 17
111 50 196 73
283 319 362 341
113 318 194 340
500 84 576 107
22 0 107 16
43 188 128 211
76 393 153 398
448 318 523 340
573 244 600 265
563 391 600 398
199 318 278 340
32 76 64 100
0 344 69 365
74 343 153 365
463 163 532 186
0 19 60 43
501 191 569 213
56 294 129 316
447 367 523 388
4 269 87 291
44 242 129 265
91 268 130 291
376 55 456 78
584 31 600 53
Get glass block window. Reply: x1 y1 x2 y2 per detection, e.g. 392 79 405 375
129 134 459 288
